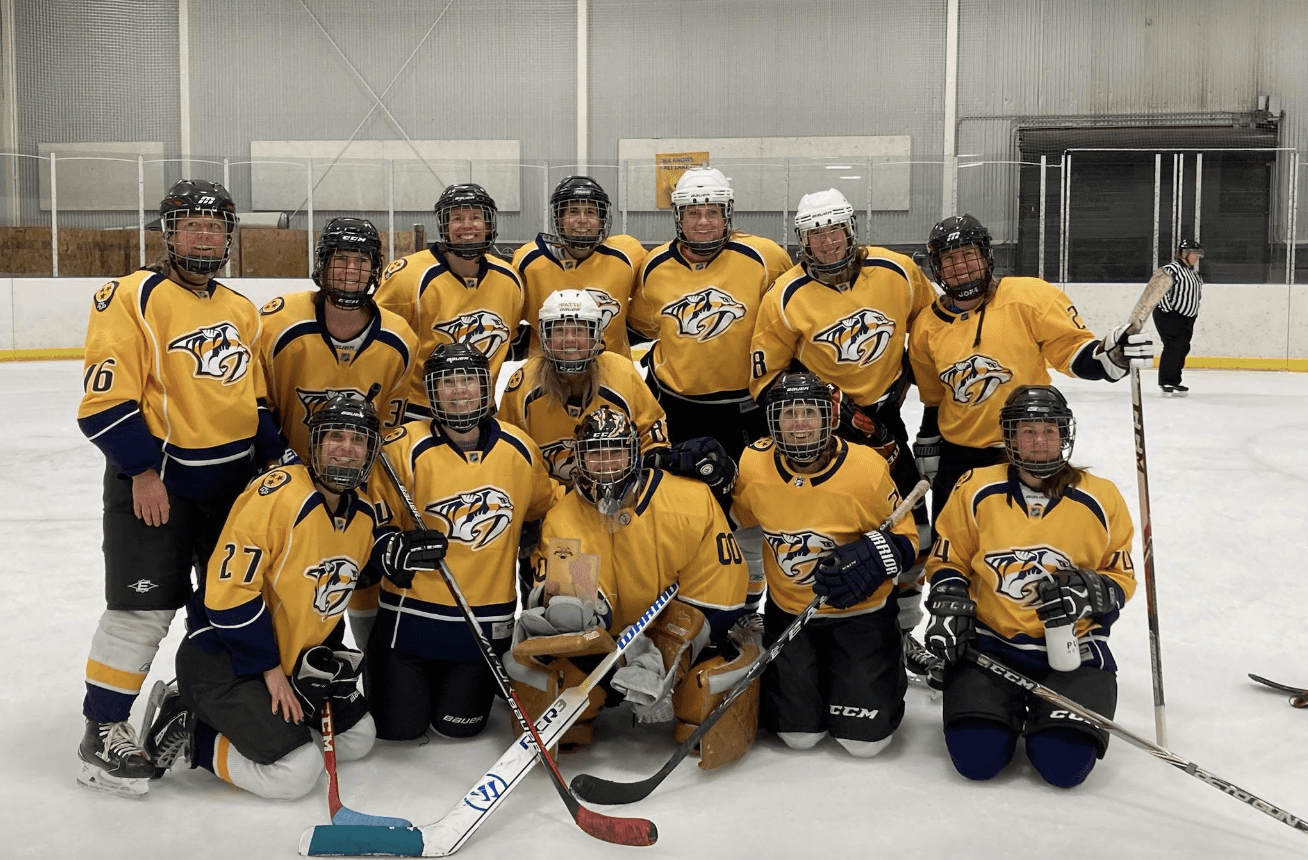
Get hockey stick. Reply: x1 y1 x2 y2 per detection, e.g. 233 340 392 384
374 450 656 848
321 700 413 828
967 648 1308 836
299 584 679 857
1248 674 1308 709
570 478 931 805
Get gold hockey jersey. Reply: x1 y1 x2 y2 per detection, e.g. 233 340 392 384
257 291 418 457
927 464 1137 669
731 438 918 617
512 234 646 358
497 352 669 482
190 464 378 675
907 277 1099 449
749 248 936 405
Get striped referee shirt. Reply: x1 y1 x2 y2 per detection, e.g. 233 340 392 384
1155 260 1203 317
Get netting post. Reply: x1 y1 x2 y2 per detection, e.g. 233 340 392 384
1038 154 1047 280
138 155 147 269
1152 153 1161 268
223 157 232 278
387 159 395 264
1193 153 1203 244
49 152 58 276
306 159 314 274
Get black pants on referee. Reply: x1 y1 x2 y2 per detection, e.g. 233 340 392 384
1152 308 1196 388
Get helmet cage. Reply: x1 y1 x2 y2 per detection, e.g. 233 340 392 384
547 177 612 253
795 191 859 277
424 346 493 433
159 180 238 276
573 407 642 512
927 214 993 301
539 289 605 373
766 373 836 464
314 218 383 309
672 168 734 258
436 185 498 260
307 395 381 494
999 386 1076 478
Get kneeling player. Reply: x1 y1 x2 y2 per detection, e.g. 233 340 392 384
923 385 1137 787
153 395 384 800
731 373 918 757
510 407 756 768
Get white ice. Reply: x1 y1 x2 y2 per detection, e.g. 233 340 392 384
2 360 1305 858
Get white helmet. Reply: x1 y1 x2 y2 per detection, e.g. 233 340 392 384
538 289 605 373
795 189 858 277
671 167 734 257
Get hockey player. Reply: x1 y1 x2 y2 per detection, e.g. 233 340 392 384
923 385 1137 788
509 407 756 767
256 217 417 648
75 179 284 797
731 373 918 757
498 289 670 483
909 214 1153 523
148 395 384 799
512 176 646 358
374 183 524 420
364 343 558 742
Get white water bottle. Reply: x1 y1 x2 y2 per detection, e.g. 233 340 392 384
1045 618 1081 671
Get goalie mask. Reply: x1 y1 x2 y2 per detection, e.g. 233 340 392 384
547 176 611 254
424 342 493 433
435 183 498 260
927 213 993 302
999 385 1075 478
313 217 383 310
795 189 858 278
159 179 239 276
672 167 734 258
766 372 836 465
539 289 605 374
573 406 642 516
307 393 381 494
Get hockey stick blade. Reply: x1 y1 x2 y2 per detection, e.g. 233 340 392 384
322 701 414 829
1248 674 1308 708
299 584 677 857
571 479 931 806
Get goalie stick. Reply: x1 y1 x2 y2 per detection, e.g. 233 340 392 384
570 479 931 806
969 648 1308 836
1248 674 1308 708
299 583 679 857
373 450 656 847
321 700 413 828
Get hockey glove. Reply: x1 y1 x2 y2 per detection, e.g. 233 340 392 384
645 437 737 495
813 529 907 609
517 518 543 561
330 648 364 701
837 393 900 465
372 528 448 589
1035 568 1118 625
913 434 941 483
1096 324 1155 380
923 581 977 666
291 646 338 719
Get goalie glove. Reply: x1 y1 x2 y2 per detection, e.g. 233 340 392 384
1096 324 1155 380
813 529 909 609
1035 568 1118 625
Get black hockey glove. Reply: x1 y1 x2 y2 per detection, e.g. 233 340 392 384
291 646 338 719
924 581 977 666
517 519 543 562
372 528 448 589
329 648 364 702
813 529 907 609
645 437 737 495
1035 569 1117 625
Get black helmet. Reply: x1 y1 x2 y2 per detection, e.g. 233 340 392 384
766 372 836 464
926 214 993 301
313 217 383 309
547 176 612 254
999 385 1075 478
307 393 381 494
158 179 238 276
423 342 493 432
435 183 497 260
573 406 642 515
1176 238 1204 259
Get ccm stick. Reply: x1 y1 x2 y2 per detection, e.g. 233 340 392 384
321 700 413 828
570 479 931 805
1248 674 1308 708
374 450 655 847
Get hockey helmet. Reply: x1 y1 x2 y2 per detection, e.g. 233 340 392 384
999 385 1075 478
795 189 859 278
671 167 734 258
313 217 383 310
538 289 606 374
158 179 238 276
573 406 642 514
548 176 612 254
435 183 498 260
766 372 837 465
424 342 493 433
307 393 382 494
926 214 993 301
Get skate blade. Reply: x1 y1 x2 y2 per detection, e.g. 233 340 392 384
77 761 149 798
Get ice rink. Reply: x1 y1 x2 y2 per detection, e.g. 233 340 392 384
3 360 1306 858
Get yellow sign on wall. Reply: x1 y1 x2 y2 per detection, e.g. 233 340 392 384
655 151 710 209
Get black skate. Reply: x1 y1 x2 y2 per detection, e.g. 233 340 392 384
903 631 945 693
77 718 155 797
141 680 196 777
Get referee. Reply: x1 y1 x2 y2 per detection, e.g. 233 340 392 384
1151 238 1204 396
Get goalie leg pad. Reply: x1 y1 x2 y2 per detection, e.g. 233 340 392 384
645 600 710 684
507 629 615 751
671 635 763 770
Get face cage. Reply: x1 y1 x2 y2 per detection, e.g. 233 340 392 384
550 198 611 253
798 220 858 277
163 209 237 275
425 366 492 432
574 433 641 512
767 397 834 464
674 201 733 257
1002 416 1076 478
540 316 603 373
317 250 382 310
438 204 497 260
929 244 992 301
309 423 380 493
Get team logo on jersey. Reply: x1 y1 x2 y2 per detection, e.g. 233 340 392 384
985 545 1075 604
813 309 895 366
259 297 285 315
583 288 622 333
295 387 366 427
940 355 1013 405
167 322 251 385
763 529 838 585
94 280 119 312
433 312 511 358
257 469 292 495
425 487 514 550
660 288 746 342
304 556 359 617
382 258 407 280
540 439 577 482
384 426 407 444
